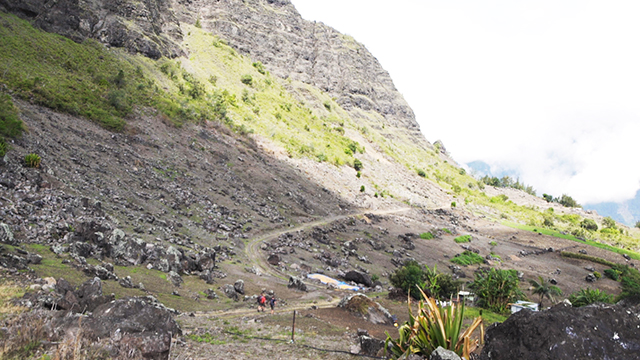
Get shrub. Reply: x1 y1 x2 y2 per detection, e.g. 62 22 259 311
353 159 363 171
489 241 497 246
442 228 452 234
390 261 425 300
602 216 617 229
636 221 640 229
451 201 457 208
240 74 253 85
323 101 331 111
371 274 380 282
360 185 365 192
560 252 615 267
593 271 601 279
195 18 202 28
0 94 23 138
385 293 482 359
569 288 613 307
24 153 41 168
580 218 598 231
420 232 434 240
471 268 523 313
604 268 621 281
417 169 426 177
454 235 471 243
356 171 361 178
450 251 484 266
543 193 553 202
252 61 266 74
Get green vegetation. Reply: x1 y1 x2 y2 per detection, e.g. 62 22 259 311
385 293 482 359
528 276 562 307
419 232 434 240
442 228 452 234
604 268 621 281
0 137 8 157
24 153 41 168
568 288 613 307
581 218 598 231
390 262 461 300
450 251 484 266
390 261 425 299
463 307 507 324
240 74 253 85
417 169 426 177
360 185 365 192
0 94 23 139
188 332 227 345
353 158 363 171
479 175 536 196
560 251 616 266
453 235 471 243
471 268 523 314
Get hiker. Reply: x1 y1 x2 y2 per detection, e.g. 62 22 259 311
257 292 267 312
269 296 277 314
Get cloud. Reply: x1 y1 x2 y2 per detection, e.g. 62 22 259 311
290 0 640 205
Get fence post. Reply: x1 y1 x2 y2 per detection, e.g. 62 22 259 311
291 310 296 342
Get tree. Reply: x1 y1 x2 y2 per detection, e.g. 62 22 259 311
470 268 523 313
542 194 553 203
557 194 581 208
528 276 562 308
636 221 640 229
353 159 363 171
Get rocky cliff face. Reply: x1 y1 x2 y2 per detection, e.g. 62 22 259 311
0 0 428 148
0 0 183 59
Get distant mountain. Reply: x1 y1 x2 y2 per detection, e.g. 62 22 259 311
584 190 640 227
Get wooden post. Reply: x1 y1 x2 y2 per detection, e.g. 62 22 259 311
291 310 296 342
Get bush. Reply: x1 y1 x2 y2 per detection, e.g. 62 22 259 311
580 218 598 231
420 232 434 240
593 271 601 279
636 221 640 229
450 251 484 266
195 18 202 28
454 235 472 243
24 153 41 168
323 101 331 111
390 261 425 300
558 194 581 208
360 185 365 192
560 251 615 267
353 159 363 171
543 193 553 202
604 268 621 281
451 201 457 208
417 169 426 177
568 288 613 307
602 216 617 229
252 61 266 74
471 268 523 313
240 74 253 85
0 138 8 157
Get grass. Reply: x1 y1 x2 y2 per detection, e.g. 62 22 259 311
420 232 435 240
463 306 507 324
451 251 484 266
506 222 640 260
0 280 26 319
560 251 616 267
0 93 23 139
454 235 472 243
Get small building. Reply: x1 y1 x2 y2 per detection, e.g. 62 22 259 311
457 291 475 303
510 300 539 314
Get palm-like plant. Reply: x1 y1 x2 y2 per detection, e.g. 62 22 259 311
568 288 613 307
529 276 562 308
385 289 483 359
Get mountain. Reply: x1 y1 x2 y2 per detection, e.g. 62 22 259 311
1 1 640 359
584 190 640 227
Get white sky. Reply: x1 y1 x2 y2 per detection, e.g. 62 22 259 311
290 0 640 205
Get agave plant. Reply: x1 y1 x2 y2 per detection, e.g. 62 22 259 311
385 288 483 359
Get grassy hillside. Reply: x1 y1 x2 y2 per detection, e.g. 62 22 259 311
1 12 639 254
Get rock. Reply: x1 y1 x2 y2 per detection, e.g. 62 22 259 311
52 296 181 359
579 249 588 254
338 294 394 325
549 278 558 285
42 277 57 291
430 346 461 360
119 276 135 288
267 254 281 266
205 289 218 300
479 302 640 360
0 223 16 245
585 273 597 282
287 276 307 292
359 334 385 356
343 270 373 288
168 271 183 287
234 279 245 295
623 254 631 260
222 284 239 301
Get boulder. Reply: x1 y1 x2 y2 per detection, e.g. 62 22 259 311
287 276 307 292
479 302 640 360
222 284 239 301
338 294 394 325
234 279 245 295
359 334 385 356
168 271 183 287
430 346 461 360
344 270 373 288
0 223 16 245
267 254 281 266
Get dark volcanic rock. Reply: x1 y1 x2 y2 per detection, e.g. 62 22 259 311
343 270 373 287
287 275 307 292
479 302 640 360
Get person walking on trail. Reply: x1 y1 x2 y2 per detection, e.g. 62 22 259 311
269 296 277 314
257 293 266 312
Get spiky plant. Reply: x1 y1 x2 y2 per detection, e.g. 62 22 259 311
385 289 483 359
24 153 41 168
